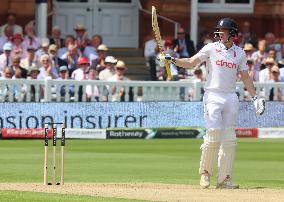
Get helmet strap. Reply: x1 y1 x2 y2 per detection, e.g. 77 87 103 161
227 35 232 42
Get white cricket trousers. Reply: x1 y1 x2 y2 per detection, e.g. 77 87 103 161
199 91 239 183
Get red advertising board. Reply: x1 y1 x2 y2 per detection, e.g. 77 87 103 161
1 128 52 139
235 128 258 138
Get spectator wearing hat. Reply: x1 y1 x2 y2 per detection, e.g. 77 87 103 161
83 34 103 62
71 57 90 101
74 24 89 54
28 64 40 79
11 33 26 58
37 54 59 80
93 44 108 73
35 38 50 60
270 65 281 82
251 40 268 72
58 35 76 58
99 56 117 81
108 60 129 82
243 43 259 81
27 64 40 101
10 55 28 78
71 56 90 81
107 60 133 101
49 26 64 49
57 65 75 100
58 65 69 80
244 43 254 60
0 13 23 36
48 44 67 73
20 46 39 72
259 57 276 82
0 25 13 53
61 43 79 77
22 21 41 51
0 42 12 73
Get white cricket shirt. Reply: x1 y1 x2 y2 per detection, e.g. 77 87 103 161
196 42 247 93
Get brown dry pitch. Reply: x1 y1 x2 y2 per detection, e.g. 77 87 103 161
0 183 284 202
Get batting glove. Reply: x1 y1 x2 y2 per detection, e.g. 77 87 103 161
157 53 176 67
252 96 265 115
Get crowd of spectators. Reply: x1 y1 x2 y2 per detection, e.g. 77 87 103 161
0 13 283 101
144 21 284 101
0 13 130 102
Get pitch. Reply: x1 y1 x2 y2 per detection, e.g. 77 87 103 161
0 139 283 201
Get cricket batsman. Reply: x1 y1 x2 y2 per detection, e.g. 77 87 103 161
158 18 265 189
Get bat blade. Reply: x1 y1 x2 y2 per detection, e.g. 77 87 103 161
152 6 172 80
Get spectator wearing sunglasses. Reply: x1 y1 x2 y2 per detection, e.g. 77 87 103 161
259 57 276 82
98 56 117 81
108 60 133 101
173 27 196 58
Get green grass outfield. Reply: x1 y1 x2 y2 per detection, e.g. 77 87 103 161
0 138 283 201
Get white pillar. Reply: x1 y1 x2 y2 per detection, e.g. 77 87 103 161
190 0 198 47
35 0 48 38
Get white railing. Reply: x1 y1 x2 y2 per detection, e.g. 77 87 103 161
0 79 283 102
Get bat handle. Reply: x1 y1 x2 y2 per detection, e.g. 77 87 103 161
165 61 172 80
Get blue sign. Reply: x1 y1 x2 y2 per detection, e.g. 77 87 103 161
0 102 282 128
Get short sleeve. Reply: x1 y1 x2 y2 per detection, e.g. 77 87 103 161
238 51 248 72
195 43 213 62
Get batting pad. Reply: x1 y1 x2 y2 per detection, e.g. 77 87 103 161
217 128 237 183
199 128 222 176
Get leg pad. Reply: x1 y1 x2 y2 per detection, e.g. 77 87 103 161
199 128 222 176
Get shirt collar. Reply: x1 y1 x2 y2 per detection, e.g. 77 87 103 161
218 41 236 51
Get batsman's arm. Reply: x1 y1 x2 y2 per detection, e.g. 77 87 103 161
239 70 256 97
240 70 265 115
161 54 201 69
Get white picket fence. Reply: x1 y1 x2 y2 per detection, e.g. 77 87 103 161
0 78 283 102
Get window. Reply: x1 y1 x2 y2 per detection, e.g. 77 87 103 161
198 0 255 13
